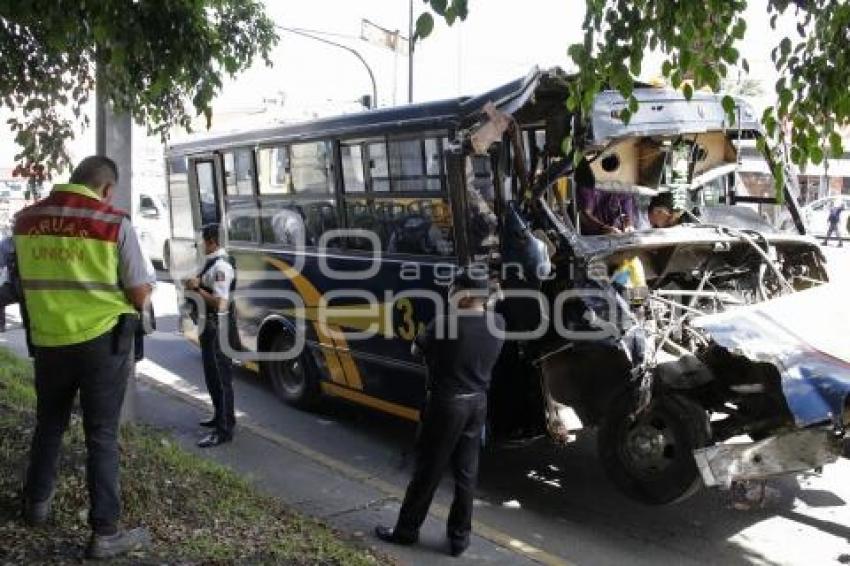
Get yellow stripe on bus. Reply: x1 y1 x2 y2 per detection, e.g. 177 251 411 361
321 382 420 421
263 256 365 390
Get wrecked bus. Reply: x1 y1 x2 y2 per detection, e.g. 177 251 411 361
166 67 849 505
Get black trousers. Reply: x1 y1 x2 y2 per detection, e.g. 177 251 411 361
25 329 132 534
824 223 842 245
395 393 486 544
200 322 235 437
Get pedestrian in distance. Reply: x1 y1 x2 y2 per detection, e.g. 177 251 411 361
823 201 845 247
16 156 155 559
183 223 236 448
375 269 505 557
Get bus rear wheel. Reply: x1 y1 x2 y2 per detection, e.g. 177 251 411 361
598 392 710 505
262 333 321 410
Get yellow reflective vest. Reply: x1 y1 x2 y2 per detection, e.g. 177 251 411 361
13 184 137 347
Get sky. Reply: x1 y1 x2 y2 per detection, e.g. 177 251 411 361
0 0 810 187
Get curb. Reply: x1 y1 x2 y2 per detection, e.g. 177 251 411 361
137 371 572 566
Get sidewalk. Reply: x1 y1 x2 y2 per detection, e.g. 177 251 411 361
0 301 559 565
133 374 548 566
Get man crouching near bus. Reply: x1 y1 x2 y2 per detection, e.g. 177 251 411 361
184 224 236 448
375 269 505 557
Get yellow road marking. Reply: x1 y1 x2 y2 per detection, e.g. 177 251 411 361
137 370 573 566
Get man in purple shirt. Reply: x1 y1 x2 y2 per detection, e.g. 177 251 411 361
575 159 637 235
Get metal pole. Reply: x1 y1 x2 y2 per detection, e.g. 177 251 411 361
408 0 414 103
96 60 136 424
277 26 377 109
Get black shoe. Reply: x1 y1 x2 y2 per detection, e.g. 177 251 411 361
86 527 151 559
22 495 53 526
449 538 470 557
197 432 232 448
199 418 216 428
374 525 418 545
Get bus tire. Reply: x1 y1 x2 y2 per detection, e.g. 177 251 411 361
262 333 321 410
598 392 710 505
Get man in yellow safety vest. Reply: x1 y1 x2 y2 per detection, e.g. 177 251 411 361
14 156 155 560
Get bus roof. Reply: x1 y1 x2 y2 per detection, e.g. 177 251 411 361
166 67 759 156
165 71 538 156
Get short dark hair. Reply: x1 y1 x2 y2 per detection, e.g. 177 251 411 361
201 223 221 244
69 155 119 189
573 158 596 190
648 194 674 214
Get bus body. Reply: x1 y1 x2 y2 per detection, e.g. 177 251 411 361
166 67 850 504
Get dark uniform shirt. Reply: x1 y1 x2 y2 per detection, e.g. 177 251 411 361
415 311 505 396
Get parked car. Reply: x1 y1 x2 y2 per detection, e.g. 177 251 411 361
134 191 171 269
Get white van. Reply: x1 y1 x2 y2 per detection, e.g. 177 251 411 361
134 192 171 268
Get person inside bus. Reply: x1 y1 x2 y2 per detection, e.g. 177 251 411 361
269 205 308 247
647 195 689 228
387 212 451 256
375 269 505 557
184 224 236 448
575 158 637 235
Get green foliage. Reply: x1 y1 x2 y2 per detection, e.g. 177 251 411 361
567 0 850 176
414 0 469 41
0 346 381 564
0 0 278 177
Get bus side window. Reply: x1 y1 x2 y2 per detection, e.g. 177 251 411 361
341 143 365 193
257 141 338 248
367 141 390 192
223 149 255 197
257 146 291 195
222 149 260 243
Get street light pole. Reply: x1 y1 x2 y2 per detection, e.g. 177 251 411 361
277 25 378 109
408 0 414 103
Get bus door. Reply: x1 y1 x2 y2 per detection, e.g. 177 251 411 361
166 154 224 278
166 153 224 332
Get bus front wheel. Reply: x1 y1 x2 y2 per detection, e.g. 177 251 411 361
598 392 710 505
262 333 321 410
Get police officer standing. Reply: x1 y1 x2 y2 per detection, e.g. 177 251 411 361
17 156 154 559
184 223 236 448
375 270 505 557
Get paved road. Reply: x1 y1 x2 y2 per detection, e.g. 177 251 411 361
3 247 850 565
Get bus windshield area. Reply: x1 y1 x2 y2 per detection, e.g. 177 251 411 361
570 135 801 236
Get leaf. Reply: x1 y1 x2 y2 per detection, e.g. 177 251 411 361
414 12 435 41
722 95 736 114
810 146 824 165
683 83 693 101
741 58 750 73
829 132 844 158
732 18 747 39
429 0 448 15
568 44 587 64
661 60 672 77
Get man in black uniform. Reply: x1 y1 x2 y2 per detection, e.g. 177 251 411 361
184 224 236 447
375 270 505 557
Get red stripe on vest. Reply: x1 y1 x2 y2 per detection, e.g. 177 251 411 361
14 214 121 241
13 190 126 242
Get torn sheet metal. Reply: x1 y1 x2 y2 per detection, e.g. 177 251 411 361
590 89 760 148
693 428 842 487
693 283 850 427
